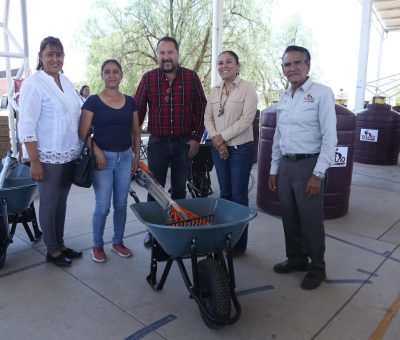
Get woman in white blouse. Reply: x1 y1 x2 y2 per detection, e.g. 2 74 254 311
204 50 258 255
18 36 83 267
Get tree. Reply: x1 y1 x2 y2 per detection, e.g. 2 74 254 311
82 0 316 107
83 1 272 93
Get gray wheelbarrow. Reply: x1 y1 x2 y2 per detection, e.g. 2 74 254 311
130 197 257 328
0 164 38 269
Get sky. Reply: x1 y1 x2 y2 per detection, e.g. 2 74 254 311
1 0 400 109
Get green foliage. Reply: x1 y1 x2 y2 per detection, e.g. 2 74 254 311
82 0 316 107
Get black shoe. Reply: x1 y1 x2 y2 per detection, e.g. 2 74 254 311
143 233 154 248
273 260 309 274
46 253 72 267
231 250 246 258
301 270 326 290
61 248 83 259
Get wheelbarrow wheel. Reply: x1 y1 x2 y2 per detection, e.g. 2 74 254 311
197 258 231 328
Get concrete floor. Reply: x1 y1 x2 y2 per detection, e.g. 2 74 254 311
0 159 399 340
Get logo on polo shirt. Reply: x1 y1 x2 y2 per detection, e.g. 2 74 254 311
304 93 315 102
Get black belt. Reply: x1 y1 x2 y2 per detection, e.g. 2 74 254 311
151 135 190 142
282 153 319 161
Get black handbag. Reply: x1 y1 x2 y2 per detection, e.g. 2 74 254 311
72 132 96 188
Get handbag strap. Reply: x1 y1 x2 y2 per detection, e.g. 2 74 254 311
80 130 94 155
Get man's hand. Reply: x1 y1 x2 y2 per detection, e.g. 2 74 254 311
305 175 322 197
268 174 278 192
187 139 200 159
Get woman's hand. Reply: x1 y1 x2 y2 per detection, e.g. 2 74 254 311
211 135 225 150
30 160 44 181
218 144 229 160
132 154 140 173
94 149 106 170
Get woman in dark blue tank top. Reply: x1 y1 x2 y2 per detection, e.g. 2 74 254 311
79 59 141 263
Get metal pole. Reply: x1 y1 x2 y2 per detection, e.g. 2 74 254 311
21 0 29 78
211 0 223 88
353 0 373 112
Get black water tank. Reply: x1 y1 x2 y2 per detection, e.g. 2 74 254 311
252 110 260 163
355 97 400 165
256 104 280 216
256 104 356 219
324 105 356 218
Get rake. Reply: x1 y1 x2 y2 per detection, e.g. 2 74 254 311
137 161 213 226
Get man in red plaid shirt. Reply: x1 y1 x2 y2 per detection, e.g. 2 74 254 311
134 36 206 246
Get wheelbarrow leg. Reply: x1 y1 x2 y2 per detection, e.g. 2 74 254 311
9 218 17 239
0 198 10 269
146 240 173 291
21 220 35 242
29 202 42 240
9 213 36 242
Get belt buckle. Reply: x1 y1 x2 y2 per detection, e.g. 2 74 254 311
286 154 296 161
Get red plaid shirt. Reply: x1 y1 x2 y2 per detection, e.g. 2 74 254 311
134 66 206 142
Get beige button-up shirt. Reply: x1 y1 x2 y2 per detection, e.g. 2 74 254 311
204 76 258 146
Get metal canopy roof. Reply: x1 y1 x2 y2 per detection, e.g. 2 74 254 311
373 0 400 31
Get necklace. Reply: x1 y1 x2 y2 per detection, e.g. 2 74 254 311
218 82 235 117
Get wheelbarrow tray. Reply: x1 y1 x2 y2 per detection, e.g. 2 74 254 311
130 198 257 257
0 164 38 214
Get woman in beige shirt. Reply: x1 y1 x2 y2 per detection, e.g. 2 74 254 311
204 50 258 254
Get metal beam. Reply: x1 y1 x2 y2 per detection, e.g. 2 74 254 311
354 0 374 111
211 0 223 87
0 0 29 156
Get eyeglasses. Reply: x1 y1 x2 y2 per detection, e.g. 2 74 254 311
165 87 172 103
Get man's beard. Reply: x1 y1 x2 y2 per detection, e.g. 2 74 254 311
161 60 177 73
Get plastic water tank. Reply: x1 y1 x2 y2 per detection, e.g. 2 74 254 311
256 104 280 216
256 104 356 219
324 105 356 218
252 110 260 163
355 97 400 165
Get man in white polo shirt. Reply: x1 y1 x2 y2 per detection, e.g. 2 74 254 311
268 45 337 290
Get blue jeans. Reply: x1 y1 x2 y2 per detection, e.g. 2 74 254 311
212 141 254 251
92 149 132 247
147 135 191 200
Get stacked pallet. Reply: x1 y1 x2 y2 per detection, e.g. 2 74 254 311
0 115 11 157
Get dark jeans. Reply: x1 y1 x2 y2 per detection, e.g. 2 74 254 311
147 135 191 200
212 141 254 252
277 156 326 271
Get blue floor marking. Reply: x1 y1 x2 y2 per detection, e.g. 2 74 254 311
357 268 378 277
124 285 273 338
236 284 274 297
326 233 400 263
125 314 177 340
325 279 372 284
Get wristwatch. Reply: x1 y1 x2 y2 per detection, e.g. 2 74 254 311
313 170 325 180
